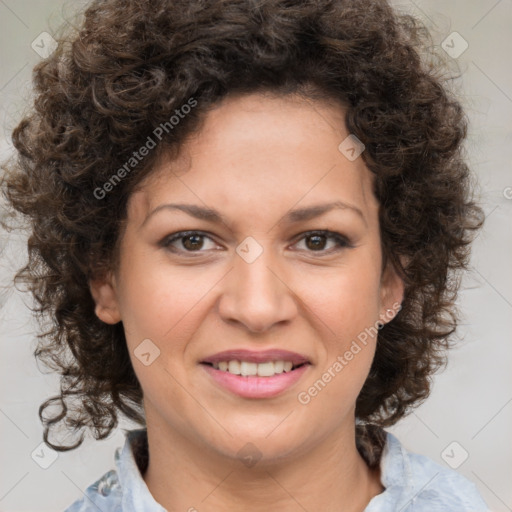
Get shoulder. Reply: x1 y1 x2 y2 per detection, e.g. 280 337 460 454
372 431 490 512
63 469 122 512
404 448 489 511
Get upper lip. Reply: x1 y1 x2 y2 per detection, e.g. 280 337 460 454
201 349 311 365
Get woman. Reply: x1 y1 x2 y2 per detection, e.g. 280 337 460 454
1 0 489 510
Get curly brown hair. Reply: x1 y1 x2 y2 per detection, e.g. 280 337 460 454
1 0 483 459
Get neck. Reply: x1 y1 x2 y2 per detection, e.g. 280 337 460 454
142 417 384 512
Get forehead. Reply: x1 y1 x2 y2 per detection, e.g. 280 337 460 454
128 93 378 229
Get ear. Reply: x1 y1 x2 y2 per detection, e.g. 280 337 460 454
89 271 122 324
378 258 405 326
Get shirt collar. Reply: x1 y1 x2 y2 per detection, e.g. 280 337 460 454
363 431 413 510
115 429 167 511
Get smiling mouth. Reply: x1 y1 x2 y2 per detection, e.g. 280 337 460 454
200 359 310 398
201 360 309 377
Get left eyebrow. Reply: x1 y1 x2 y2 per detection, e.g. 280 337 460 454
141 200 367 228
282 201 366 226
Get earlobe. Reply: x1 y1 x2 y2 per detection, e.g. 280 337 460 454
89 273 122 325
379 260 405 326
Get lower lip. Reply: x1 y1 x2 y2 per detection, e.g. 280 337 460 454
201 364 310 398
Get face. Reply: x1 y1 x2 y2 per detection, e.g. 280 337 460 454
90 92 403 463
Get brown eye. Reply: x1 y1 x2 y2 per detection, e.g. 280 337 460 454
305 234 328 251
161 231 218 253
182 234 205 251
294 230 352 254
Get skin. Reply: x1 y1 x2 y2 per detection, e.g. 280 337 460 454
90 92 404 511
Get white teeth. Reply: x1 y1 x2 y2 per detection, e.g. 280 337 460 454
228 360 241 375
273 360 284 373
240 361 258 376
211 360 302 377
257 362 275 377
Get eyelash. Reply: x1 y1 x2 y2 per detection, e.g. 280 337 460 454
160 230 353 256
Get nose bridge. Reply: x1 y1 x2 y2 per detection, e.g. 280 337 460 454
218 239 296 333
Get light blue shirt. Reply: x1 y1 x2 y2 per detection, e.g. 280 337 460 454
64 429 490 511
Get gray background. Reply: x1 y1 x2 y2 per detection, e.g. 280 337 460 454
0 1 511 510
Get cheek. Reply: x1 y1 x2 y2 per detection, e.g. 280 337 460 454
115 253 219 347
296 265 381 417
306 260 382 337
298 254 381 399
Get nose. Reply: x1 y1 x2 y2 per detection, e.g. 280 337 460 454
217 247 298 334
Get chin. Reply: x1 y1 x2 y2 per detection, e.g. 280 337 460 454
201 418 319 465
